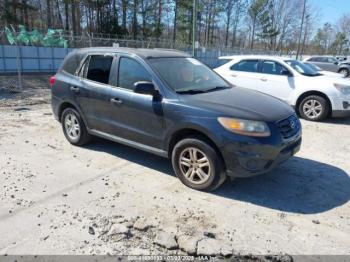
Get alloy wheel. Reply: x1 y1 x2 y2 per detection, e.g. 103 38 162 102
340 69 349 77
178 147 211 185
302 99 323 119
64 113 81 140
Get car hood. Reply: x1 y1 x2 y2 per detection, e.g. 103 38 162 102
320 71 345 78
310 74 350 84
179 87 294 122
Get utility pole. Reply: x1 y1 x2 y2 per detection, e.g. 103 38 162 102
296 0 306 60
192 0 197 57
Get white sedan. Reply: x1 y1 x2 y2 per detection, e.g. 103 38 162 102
214 55 350 121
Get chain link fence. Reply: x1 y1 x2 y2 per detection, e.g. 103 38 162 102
0 28 280 91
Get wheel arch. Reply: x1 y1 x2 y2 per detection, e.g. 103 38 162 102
57 101 89 129
167 128 226 170
295 91 332 116
58 101 79 122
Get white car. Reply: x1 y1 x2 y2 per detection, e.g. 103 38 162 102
214 55 350 121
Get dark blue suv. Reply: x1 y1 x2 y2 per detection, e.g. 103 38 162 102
51 47 302 191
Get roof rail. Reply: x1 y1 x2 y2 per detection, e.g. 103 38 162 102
152 48 188 54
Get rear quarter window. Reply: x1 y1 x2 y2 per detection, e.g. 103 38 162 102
61 52 82 75
230 60 259 73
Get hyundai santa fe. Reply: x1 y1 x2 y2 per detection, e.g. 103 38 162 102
51 48 302 191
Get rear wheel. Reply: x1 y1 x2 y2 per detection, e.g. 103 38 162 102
61 108 91 146
298 95 329 121
171 137 226 191
339 68 349 78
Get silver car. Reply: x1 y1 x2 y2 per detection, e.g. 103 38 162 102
303 56 350 77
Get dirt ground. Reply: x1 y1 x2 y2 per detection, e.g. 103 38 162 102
0 75 349 259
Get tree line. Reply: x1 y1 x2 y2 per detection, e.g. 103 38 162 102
1 0 349 55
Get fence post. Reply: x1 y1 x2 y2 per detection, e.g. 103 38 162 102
37 46 41 72
15 43 23 91
51 46 54 72
1 45 6 72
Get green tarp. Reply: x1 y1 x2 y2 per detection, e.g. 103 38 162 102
4 26 68 48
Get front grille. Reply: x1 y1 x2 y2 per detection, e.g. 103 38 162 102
277 114 300 139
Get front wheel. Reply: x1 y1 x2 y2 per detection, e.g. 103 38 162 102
298 95 330 121
171 138 226 191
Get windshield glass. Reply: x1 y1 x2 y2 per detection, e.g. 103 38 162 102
303 62 321 72
148 57 230 93
285 60 320 76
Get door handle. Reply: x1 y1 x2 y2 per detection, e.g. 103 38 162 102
70 86 80 92
231 73 237 77
110 98 123 105
260 77 267 82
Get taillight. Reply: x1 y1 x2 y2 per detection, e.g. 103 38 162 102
49 76 56 87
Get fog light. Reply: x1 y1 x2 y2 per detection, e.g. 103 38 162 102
239 158 270 172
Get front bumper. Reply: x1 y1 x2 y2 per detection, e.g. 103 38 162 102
220 116 302 178
331 96 350 117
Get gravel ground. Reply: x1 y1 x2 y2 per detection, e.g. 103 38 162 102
0 75 349 259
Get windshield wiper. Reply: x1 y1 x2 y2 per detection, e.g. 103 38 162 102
176 89 207 94
177 86 230 94
202 86 230 92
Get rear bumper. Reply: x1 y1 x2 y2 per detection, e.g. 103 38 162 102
220 122 302 178
51 94 60 121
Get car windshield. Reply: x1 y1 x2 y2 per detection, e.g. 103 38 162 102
148 57 230 93
303 62 322 72
285 60 320 76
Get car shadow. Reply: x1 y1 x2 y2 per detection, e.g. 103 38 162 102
321 117 350 125
85 138 173 175
85 138 350 214
217 157 350 214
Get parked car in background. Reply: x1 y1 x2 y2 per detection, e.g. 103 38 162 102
336 56 347 62
303 56 350 77
303 62 345 78
215 55 350 121
50 48 302 191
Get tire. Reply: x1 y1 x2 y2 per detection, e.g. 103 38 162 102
338 68 349 78
298 95 330 121
61 108 91 146
171 137 226 191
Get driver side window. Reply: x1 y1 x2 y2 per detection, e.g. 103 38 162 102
118 57 152 90
261 60 289 75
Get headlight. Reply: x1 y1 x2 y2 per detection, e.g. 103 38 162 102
218 117 271 137
334 83 350 95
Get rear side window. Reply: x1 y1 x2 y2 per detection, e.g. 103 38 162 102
231 60 259 73
62 53 81 75
118 57 152 90
86 55 113 84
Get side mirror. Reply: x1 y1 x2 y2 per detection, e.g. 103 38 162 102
334 61 339 65
134 81 156 96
